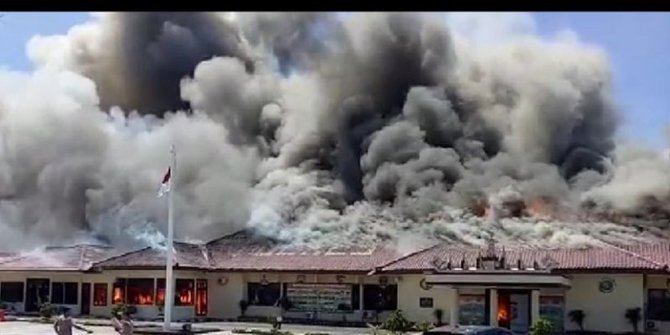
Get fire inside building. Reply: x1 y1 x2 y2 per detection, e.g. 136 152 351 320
1 229 670 334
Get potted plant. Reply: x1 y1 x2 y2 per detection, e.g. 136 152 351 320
625 307 642 334
530 318 554 335
433 309 444 326
239 300 249 317
568 309 585 331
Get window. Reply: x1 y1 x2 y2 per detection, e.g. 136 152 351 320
93 283 107 306
126 279 153 305
351 284 360 310
247 282 280 306
0 282 24 302
112 279 126 304
363 284 397 310
176 279 194 306
156 279 165 306
648 289 670 321
51 282 78 305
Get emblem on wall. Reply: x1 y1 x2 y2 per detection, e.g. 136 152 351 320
419 278 433 291
217 277 229 286
598 277 615 293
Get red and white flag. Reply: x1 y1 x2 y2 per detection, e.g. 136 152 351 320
157 167 171 198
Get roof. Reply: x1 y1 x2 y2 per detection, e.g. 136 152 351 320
380 242 670 273
0 245 113 271
2 231 670 274
205 231 400 272
94 242 209 269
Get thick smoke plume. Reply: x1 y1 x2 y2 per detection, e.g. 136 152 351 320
1 12 667 252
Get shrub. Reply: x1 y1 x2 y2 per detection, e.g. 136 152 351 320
568 309 585 331
39 302 56 320
415 321 434 332
382 310 413 334
111 303 136 317
530 318 554 335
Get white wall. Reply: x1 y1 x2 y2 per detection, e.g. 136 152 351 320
396 275 455 324
564 274 644 333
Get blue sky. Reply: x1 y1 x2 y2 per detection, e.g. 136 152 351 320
1 12 668 148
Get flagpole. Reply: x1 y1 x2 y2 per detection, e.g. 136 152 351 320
164 145 176 331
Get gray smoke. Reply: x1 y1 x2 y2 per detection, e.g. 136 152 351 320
1 12 666 252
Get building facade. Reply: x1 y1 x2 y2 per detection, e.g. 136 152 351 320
1 231 670 334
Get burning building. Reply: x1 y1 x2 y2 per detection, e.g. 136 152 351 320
0 230 669 334
0 11 669 335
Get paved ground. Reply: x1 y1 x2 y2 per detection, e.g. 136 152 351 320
0 320 372 335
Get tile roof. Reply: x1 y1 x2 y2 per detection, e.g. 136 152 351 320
0 245 113 271
380 242 670 273
94 242 209 269
205 231 400 272
1 231 669 274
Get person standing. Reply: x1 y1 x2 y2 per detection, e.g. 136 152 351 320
53 308 93 335
112 312 134 335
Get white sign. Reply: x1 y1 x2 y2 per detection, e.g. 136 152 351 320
285 284 352 312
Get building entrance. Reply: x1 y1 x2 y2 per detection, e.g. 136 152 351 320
497 290 531 334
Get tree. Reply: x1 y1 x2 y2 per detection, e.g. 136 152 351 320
568 310 585 331
625 307 642 334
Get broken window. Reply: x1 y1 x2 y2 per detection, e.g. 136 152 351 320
51 282 78 305
363 284 397 311
93 283 107 306
112 279 126 304
247 282 280 306
0 282 24 302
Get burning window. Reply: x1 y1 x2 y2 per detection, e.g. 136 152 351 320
176 279 194 306
247 282 280 306
112 279 126 304
156 279 165 306
154 278 196 306
112 278 154 305
195 279 207 316
362 284 397 311
93 283 108 306
0 282 24 303
51 282 78 305
126 279 154 305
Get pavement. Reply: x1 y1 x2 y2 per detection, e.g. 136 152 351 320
0 319 372 335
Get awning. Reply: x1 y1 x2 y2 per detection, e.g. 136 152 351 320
425 273 571 288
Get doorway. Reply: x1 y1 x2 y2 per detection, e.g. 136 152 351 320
26 278 50 313
497 290 531 334
81 283 91 315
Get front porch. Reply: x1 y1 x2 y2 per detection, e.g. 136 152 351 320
425 272 571 333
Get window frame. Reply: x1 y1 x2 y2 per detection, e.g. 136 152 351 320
125 278 154 306
0 282 24 303
51 282 78 305
247 282 281 307
93 283 108 306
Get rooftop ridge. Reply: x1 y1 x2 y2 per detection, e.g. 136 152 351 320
595 240 668 270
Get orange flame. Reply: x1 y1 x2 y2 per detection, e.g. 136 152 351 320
113 288 123 304
526 198 555 219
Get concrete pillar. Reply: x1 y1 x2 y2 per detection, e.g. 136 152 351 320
359 283 364 311
489 289 498 327
449 287 459 326
531 290 541 326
